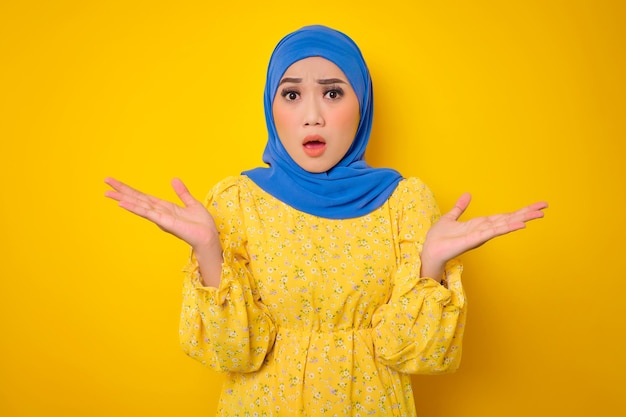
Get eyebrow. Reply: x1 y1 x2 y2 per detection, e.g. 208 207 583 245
278 77 347 85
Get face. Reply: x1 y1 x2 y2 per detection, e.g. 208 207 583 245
272 57 360 173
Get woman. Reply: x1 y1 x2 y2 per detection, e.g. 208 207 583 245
105 25 546 416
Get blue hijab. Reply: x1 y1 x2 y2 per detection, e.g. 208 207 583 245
243 25 403 219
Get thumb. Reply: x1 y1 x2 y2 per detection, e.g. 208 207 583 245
444 192 472 221
171 178 198 207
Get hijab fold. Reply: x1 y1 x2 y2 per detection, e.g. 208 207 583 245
243 25 403 219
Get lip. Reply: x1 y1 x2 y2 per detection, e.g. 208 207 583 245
302 135 326 157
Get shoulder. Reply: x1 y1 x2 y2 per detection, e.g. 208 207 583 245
387 177 440 218
203 176 259 225
206 175 255 202
205 175 278 211
389 177 437 202
202 176 254 216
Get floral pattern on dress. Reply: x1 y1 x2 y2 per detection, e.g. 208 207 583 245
180 176 466 416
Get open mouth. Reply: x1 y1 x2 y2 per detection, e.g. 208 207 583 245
303 135 326 157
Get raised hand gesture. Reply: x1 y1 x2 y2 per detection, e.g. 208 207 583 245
104 177 223 286
420 193 548 280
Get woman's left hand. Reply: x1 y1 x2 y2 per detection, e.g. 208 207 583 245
420 193 548 279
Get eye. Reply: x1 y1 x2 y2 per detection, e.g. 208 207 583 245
324 87 344 100
280 89 300 101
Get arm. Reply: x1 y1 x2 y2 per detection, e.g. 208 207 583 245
179 178 276 372
105 176 276 371
371 178 466 374
373 179 547 374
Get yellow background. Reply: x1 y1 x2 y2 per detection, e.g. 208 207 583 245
1 1 624 416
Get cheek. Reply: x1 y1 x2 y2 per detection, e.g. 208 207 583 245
334 105 360 137
272 104 286 132
272 104 299 155
272 100 298 129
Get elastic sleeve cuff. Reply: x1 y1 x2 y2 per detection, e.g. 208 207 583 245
391 263 452 305
443 259 465 308
182 254 235 306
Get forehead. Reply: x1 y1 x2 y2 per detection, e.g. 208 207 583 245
281 56 348 79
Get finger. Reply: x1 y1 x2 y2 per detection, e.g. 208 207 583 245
116 199 153 221
444 192 472 221
104 177 138 196
483 200 548 225
529 201 549 211
104 177 139 195
171 178 199 207
466 201 548 247
513 201 548 214
515 201 548 216
104 177 121 189
117 199 171 228
104 188 156 211
106 188 176 221
506 203 548 224
104 189 124 202
482 206 546 238
104 178 125 200
484 221 526 241
104 177 162 206
467 218 527 249
482 212 531 233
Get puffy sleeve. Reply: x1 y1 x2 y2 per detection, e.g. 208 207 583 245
178 177 277 373
371 178 467 374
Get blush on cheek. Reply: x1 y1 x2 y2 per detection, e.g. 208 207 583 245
334 107 360 142
272 106 293 148
272 106 287 132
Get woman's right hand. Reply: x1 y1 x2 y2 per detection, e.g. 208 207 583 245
104 177 218 250
105 177 223 287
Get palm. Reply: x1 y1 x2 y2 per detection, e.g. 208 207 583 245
104 177 217 248
423 193 548 265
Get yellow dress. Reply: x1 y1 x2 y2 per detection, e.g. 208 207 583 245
179 175 466 416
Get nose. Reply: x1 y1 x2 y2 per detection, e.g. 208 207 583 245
303 97 325 127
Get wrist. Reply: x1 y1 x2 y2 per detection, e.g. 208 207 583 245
192 239 222 261
192 239 223 288
420 254 445 282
